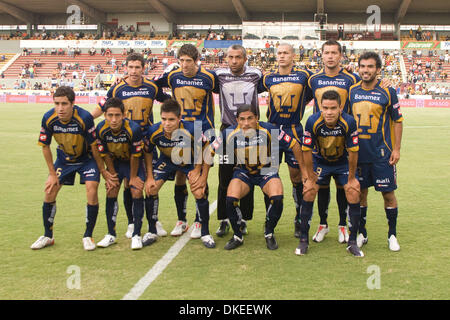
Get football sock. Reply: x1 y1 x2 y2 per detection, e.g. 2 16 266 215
123 188 134 225
299 200 314 241
348 203 361 242
132 197 145 236
359 206 368 237
226 196 243 239
105 197 118 237
292 182 303 222
196 197 210 236
265 195 283 235
174 184 188 222
336 187 348 226
264 193 271 213
144 196 158 234
385 207 398 238
317 187 330 225
84 204 99 238
42 202 56 238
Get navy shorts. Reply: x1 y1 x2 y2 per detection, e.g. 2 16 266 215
113 158 146 183
54 156 100 185
357 162 397 192
314 161 352 187
152 156 194 182
232 168 280 189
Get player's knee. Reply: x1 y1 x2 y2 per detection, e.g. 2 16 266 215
106 186 120 198
382 191 397 207
131 187 143 199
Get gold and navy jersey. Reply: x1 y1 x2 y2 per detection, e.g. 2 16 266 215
38 105 97 163
349 81 404 163
212 121 298 175
98 77 169 129
258 68 313 126
96 118 143 162
308 68 361 114
303 112 359 165
155 67 216 129
145 120 207 167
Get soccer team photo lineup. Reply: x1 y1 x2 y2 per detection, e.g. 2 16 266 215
1 0 449 301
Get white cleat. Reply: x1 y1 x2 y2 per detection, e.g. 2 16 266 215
388 235 400 251
131 235 143 250
338 226 350 243
142 232 158 246
201 235 216 248
97 234 116 248
82 237 96 251
30 236 54 250
357 233 368 248
156 221 167 237
312 224 329 242
125 224 134 239
170 220 188 236
190 222 202 239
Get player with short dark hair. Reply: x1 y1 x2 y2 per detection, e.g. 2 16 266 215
31 86 105 251
349 51 404 251
296 90 363 257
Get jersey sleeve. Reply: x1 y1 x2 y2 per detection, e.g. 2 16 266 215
97 86 113 112
83 113 97 145
278 127 298 152
353 72 361 83
346 117 359 152
95 123 108 157
301 116 315 151
389 87 404 122
154 70 171 89
257 73 268 93
131 126 144 157
144 126 157 154
38 114 53 146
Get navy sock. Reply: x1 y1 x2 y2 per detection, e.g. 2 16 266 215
299 200 314 240
385 207 398 238
317 187 330 225
123 188 134 224
174 184 188 222
264 193 271 213
42 202 56 238
196 198 210 236
347 203 361 242
336 187 348 226
105 197 118 237
292 183 303 222
359 206 368 237
144 196 158 234
226 196 242 239
84 204 99 238
265 195 283 235
132 198 145 236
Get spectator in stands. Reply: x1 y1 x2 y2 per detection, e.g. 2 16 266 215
57 48 64 55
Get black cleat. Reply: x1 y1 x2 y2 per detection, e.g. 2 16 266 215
295 239 309 255
294 221 301 238
347 240 365 257
216 220 230 237
224 235 243 250
239 220 248 235
265 233 278 250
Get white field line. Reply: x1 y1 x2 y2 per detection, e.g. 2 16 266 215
122 200 217 300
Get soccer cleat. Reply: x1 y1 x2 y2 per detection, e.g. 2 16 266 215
294 221 301 238
201 235 216 248
240 220 248 235
357 233 368 248
142 232 158 246
156 221 167 237
30 236 54 250
347 240 365 257
82 237 96 251
388 235 400 251
216 220 230 237
125 224 134 239
338 226 350 243
312 224 329 242
224 235 244 250
131 235 143 250
170 220 188 236
265 233 278 250
295 239 309 256
97 234 116 248
190 222 202 239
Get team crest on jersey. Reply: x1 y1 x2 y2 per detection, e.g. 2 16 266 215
39 134 47 141
352 136 358 145
303 137 312 145
98 144 104 152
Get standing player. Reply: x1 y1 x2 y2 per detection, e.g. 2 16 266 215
307 40 361 244
207 104 307 250
258 43 313 238
31 86 104 251
144 99 215 249
295 90 363 257
214 44 263 237
154 44 216 239
349 51 403 251
95 97 150 250
91 53 169 240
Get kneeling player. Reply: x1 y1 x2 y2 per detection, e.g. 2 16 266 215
296 90 363 257
31 86 103 251
209 104 307 250
144 99 215 249
95 97 148 250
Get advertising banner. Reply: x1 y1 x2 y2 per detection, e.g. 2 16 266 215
166 40 204 48
401 41 441 49
20 39 167 49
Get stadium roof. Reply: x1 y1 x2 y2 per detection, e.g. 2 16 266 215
0 0 449 25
